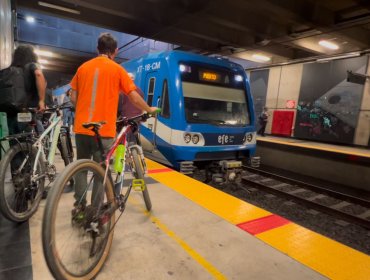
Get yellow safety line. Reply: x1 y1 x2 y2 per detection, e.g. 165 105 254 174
145 159 370 280
258 137 370 158
129 197 227 280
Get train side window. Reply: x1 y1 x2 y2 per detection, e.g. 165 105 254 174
147 77 155 105
160 79 170 118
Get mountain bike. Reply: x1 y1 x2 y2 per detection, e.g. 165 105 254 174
0 104 74 222
42 111 158 280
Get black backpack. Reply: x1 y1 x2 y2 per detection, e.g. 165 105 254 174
0 66 28 114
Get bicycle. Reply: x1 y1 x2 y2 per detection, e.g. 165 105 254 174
0 104 74 222
42 111 158 280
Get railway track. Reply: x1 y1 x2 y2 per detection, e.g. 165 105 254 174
241 166 370 230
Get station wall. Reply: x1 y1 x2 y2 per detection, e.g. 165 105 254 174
249 55 370 147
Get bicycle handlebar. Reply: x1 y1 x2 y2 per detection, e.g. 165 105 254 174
22 102 73 115
117 109 162 126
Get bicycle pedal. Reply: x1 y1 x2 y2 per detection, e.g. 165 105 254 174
132 179 145 191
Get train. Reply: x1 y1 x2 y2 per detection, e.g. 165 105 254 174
122 51 257 184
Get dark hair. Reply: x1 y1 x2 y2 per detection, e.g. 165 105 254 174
97 33 117 55
11 45 38 67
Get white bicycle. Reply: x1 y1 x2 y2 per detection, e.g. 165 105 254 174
0 104 74 222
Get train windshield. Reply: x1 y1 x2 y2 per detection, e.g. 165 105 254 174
180 63 250 126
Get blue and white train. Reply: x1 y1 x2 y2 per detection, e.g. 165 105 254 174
123 51 256 183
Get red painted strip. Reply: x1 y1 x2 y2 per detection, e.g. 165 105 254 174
148 168 173 174
237 214 290 235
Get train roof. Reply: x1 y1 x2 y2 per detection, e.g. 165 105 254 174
123 50 245 72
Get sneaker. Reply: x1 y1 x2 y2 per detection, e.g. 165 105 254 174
71 201 86 225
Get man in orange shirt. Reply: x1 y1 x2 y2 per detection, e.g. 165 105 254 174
70 33 157 206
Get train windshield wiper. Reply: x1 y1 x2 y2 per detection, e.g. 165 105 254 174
191 118 226 125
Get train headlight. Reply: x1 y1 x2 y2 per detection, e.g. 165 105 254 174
184 133 191 143
243 133 254 144
179 64 191 73
235 75 243 82
192 134 200 144
246 133 253 142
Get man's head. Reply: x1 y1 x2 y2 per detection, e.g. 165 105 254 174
97 33 118 59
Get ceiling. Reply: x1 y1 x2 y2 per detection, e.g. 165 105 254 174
16 0 370 69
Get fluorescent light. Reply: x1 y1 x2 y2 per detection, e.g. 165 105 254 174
34 49 54 57
38 59 48 64
316 52 360 62
25 16 35 23
38 1 81 14
319 40 339 50
252 54 271 62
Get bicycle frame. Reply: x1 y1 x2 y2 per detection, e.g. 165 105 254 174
32 111 62 179
102 123 146 196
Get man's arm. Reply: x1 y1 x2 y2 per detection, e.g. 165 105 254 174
70 89 77 106
34 69 46 110
127 90 157 113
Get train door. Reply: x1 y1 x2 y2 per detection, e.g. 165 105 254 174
144 71 159 152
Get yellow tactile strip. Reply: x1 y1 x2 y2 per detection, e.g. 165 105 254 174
146 159 370 280
258 224 370 280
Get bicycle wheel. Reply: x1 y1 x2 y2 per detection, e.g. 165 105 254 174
130 148 152 211
0 142 45 222
43 159 116 280
59 133 73 166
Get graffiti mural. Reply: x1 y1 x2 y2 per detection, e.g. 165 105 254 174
294 56 367 144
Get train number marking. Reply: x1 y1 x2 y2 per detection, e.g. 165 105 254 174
137 61 161 73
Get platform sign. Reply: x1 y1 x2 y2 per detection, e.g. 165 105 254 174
286 100 296 109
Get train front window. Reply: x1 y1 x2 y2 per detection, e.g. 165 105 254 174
182 81 250 126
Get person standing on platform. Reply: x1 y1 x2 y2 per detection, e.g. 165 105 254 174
258 107 269 136
62 89 74 132
69 32 157 209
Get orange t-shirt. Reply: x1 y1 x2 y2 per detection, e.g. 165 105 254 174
70 56 136 137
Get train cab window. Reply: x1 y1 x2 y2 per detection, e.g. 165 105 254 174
147 78 155 105
160 79 170 118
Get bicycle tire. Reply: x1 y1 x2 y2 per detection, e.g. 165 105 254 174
59 133 73 166
0 142 45 222
42 159 115 280
131 148 152 211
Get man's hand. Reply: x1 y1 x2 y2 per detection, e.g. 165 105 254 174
149 107 159 114
38 100 46 112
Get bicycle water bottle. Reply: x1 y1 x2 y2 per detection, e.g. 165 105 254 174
114 144 125 173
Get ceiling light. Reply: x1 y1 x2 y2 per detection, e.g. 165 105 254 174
318 40 339 50
316 52 360 62
38 1 81 14
252 54 271 62
25 16 35 23
34 50 54 57
38 59 48 64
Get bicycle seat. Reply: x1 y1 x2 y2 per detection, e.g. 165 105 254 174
82 121 107 130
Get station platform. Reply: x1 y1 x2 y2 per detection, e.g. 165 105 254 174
257 135 370 159
255 135 370 191
1 156 370 279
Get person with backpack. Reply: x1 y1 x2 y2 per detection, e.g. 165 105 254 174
0 45 46 135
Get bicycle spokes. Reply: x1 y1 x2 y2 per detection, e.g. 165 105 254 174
49 165 115 277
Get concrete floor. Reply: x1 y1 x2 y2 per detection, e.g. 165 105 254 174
28 155 326 279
